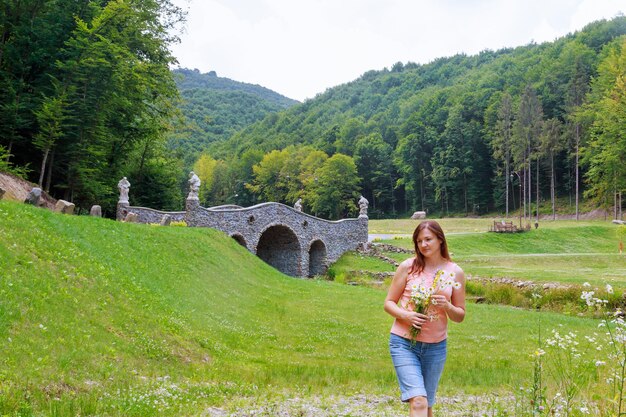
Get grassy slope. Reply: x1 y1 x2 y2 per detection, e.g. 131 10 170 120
0 202 604 415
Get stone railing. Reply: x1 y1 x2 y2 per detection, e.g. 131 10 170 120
117 203 185 224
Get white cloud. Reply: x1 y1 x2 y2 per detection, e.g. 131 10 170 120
170 0 625 101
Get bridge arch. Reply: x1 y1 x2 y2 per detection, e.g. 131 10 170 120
256 224 301 276
308 239 327 277
230 233 247 249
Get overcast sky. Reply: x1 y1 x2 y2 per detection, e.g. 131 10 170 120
169 0 624 102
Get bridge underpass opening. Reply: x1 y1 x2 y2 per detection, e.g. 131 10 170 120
231 234 247 248
256 225 301 276
308 240 327 277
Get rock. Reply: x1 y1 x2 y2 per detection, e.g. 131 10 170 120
411 211 426 219
612 219 625 225
125 212 139 223
24 187 42 206
160 214 171 226
90 205 102 217
0 186 5 200
54 199 75 214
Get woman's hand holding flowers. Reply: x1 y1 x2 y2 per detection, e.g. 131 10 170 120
403 311 428 330
430 294 450 310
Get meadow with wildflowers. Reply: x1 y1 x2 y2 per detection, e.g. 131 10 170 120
0 201 624 416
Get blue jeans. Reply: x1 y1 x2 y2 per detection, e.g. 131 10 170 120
389 333 447 406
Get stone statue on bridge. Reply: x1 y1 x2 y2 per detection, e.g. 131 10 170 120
118 177 130 204
294 198 303 212
358 195 369 217
188 171 201 200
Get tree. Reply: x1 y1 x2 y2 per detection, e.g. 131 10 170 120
513 85 543 223
353 133 393 217
0 144 28 178
230 148 264 207
207 160 231 205
0 79 29 164
299 149 328 212
581 38 626 220
395 116 436 214
33 89 68 188
249 149 290 203
280 146 319 205
334 117 365 155
193 154 219 205
561 41 594 220
539 118 565 220
309 154 361 220
491 92 514 216
431 104 476 215
127 154 183 211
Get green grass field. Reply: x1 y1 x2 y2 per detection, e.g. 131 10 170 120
370 219 625 286
368 217 618 234
0 202 620 415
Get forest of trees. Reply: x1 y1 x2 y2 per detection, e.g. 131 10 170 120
0 0 186 214
1 4 625 222
201 17 626 220
167 68 298 166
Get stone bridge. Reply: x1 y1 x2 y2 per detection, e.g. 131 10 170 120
118 198 368 277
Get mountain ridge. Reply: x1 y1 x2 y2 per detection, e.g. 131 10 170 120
167 68 300 162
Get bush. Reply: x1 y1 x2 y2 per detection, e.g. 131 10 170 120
466 280 624 315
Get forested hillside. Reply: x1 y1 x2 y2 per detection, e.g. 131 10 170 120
0 0 185 215
167 68 299 164
202 17 626 220
2 7 624 221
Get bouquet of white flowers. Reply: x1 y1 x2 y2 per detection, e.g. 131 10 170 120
408 269 459 341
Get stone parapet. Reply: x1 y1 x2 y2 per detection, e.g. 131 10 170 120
121 205 185 224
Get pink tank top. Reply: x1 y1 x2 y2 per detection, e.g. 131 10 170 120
390 262 456 343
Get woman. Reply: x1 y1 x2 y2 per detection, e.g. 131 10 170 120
384 220 466 417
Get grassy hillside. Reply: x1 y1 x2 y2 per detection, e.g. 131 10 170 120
0 201 606 415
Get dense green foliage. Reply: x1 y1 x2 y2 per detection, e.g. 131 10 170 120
167 68 299 164
0 200 607 415
581 38 626 209
0 0 185 214
205 18 626 219
3 7 624 222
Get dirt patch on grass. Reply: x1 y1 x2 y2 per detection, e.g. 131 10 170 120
204 393 516 416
